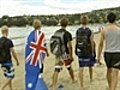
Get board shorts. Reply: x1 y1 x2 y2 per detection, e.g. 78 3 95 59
1 62 15 79
55 57 73 72
78 56 96 67
104 52 120 69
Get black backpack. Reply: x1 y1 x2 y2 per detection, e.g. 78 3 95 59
76 27 91 58
0 38 7 63
50 30 66 57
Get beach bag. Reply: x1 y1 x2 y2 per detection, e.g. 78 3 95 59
0 38 7 63
50 30 66 56
76 27 91 58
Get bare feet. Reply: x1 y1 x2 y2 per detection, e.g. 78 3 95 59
72 78 77 84
90 79 93 82
49 84 56 90
52 86 56 90
49 84 53 87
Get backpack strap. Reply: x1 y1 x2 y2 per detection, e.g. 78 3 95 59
86 28 92 38
54 30 66 44
0 38 8 63
0 38 7 53
77 27 92 45
0 38 7 46
78 27 91 37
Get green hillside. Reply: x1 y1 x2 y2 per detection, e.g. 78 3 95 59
0 6 120 27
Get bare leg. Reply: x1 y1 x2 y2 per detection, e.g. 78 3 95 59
68 67 76 83
89 67 93 82
107 68 112 89
79 67 84 90
52 71 59 90
0 78 12 90
8 80 13 90
109 68 119 90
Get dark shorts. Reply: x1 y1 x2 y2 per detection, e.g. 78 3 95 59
78 56 96 67
40 64 44 73
1 63 15 79
104 52 120 69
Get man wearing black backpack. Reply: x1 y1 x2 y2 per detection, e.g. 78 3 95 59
50 18 76 90
0 25 19 90
75 16 95 90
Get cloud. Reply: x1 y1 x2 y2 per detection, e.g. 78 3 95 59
44 0 120 11
0 0 120 17
0 0 32 17
90 0 120 10
0 0 90 17
0 0 48 17
44 0 92 10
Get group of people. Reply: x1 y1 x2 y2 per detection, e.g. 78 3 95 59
0 12 120 90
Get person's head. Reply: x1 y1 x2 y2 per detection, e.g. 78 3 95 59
60 17 68 27
80 15 89 25
33 19 42 30
107 12 116 23
1 25 8 36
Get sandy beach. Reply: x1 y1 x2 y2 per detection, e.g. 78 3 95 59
0 33 120 90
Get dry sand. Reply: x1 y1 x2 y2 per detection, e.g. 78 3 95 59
0 33 120 90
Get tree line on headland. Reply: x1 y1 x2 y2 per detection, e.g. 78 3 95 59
0 6 120 27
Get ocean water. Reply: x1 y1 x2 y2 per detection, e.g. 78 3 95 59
0 25 100 51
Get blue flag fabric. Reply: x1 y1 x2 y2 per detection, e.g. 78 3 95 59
35 76 48 90
25 30 48 90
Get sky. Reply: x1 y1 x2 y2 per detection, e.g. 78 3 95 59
0 0 120 17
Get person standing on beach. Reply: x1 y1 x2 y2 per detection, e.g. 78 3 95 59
0 25 19 90
25 19 49 90
75 16 95 90
97 12 120 90
50 17 76 90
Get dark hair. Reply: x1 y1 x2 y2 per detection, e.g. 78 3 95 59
107 12 116 23
60 17 68 27
80 15 89 25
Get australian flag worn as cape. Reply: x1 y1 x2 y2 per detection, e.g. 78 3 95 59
25 30 48 90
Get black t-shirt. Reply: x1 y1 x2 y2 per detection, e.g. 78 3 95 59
0 36 14 62
57 29 72 54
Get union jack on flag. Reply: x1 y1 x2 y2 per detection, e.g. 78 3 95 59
25 30 48 90
25 30 47 68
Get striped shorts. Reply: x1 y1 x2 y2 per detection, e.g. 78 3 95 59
1 63 15 79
